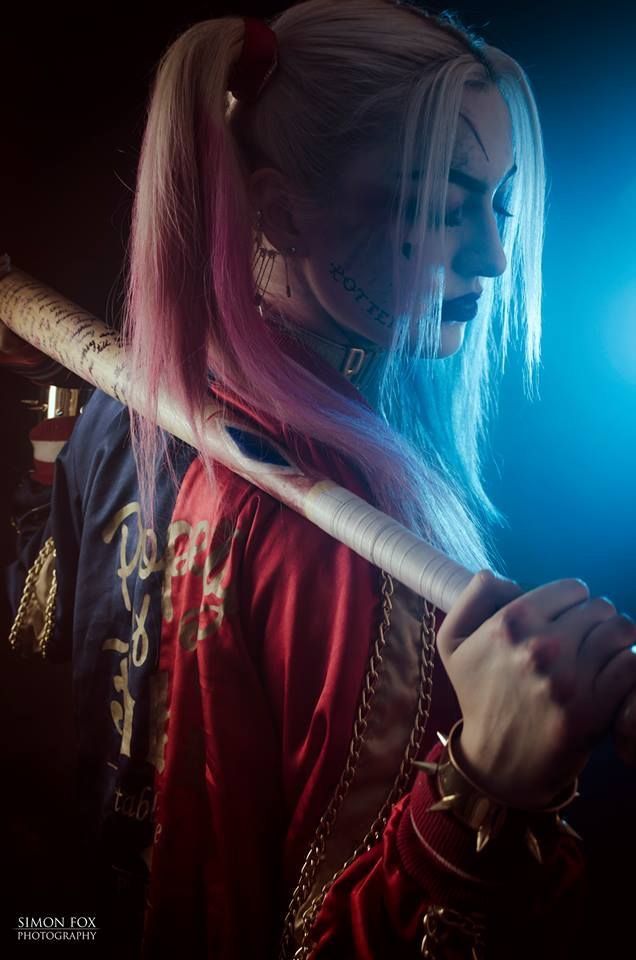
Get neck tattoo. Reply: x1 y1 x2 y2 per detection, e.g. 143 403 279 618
328 261 394 328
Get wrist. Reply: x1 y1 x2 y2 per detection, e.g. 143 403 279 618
457 724 575 810
414 720 580 859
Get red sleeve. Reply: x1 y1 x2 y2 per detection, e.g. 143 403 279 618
309 746 586 959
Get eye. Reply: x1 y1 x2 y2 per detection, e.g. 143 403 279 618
403 200 464 229
493 186 514 222
494 204 514 235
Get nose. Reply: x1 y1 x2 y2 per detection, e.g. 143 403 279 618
453 213 508 280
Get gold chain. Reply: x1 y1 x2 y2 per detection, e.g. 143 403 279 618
39 562 58 658
420 906 486 960
8 537 57 658
279 572 437 959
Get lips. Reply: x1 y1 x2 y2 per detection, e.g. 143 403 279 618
441 294 480 323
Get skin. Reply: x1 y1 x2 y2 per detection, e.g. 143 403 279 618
249 84 513 358
251 83 636 805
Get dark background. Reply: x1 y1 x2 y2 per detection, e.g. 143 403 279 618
1 1 635 956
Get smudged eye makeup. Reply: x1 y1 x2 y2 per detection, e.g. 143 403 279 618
401 194 514 230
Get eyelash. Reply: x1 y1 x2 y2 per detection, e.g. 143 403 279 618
444 204 514 228
402 200 514 228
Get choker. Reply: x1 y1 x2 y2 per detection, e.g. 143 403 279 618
270 316 386 407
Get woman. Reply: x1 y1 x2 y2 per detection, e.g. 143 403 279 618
4 1 636 957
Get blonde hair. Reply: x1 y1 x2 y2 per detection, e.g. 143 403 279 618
125 0 545 570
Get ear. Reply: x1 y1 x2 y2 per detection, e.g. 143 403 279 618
248 167 310 257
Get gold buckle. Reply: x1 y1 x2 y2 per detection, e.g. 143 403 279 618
342 347 366 378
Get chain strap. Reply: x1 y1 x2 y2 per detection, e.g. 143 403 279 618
420 906 486 960
279 572 437 959
8 537 57 658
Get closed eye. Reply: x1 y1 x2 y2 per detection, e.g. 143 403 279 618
400 195 514 229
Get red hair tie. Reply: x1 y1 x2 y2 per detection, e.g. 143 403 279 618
227 17 279 104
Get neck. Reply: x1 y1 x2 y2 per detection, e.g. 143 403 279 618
265 305 386 408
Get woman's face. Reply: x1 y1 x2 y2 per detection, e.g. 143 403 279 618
289 83 516 357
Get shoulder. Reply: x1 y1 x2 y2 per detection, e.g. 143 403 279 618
61 390 196 519
60 390 131 479
70 389 135 451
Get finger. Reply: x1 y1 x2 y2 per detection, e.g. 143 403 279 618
528 610 635 705
493 578 590 643
614 687 636 765
557 595 616 637
545 596 618 667
594 642 636 729
577 611 636 675
438 569 522 656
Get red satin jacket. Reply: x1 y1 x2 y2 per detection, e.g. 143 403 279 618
5 345 585 959
141 391 585 959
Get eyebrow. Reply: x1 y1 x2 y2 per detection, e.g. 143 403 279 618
395 163 517 193
448 164 517 194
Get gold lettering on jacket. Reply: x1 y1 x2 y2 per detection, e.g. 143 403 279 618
102 637 136 758
102 502 163 612
147 671 170 774
100 503 239 761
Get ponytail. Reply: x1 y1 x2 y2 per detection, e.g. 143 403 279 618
123 2 546 572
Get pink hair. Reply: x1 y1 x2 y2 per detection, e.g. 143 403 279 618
124 2 546 571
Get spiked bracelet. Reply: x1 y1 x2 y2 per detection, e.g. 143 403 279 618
414 720 580 860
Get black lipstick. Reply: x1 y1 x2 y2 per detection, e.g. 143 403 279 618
441 294 480 323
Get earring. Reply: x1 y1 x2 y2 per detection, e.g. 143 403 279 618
253 247 278 313
284 246 296 299
252 209 275 313
251 210 297 312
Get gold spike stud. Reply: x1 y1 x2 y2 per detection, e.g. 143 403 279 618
413 760 439 776
556 816 582 843
525 827 544 864
427 794 462 813
436 731 448 747
476 822 494 853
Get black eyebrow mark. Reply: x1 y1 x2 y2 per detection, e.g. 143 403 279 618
458 112 490 162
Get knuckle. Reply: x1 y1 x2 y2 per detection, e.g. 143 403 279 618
527 632 555 667
472 569 496 591
497 603 526 642
472 569 522 602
